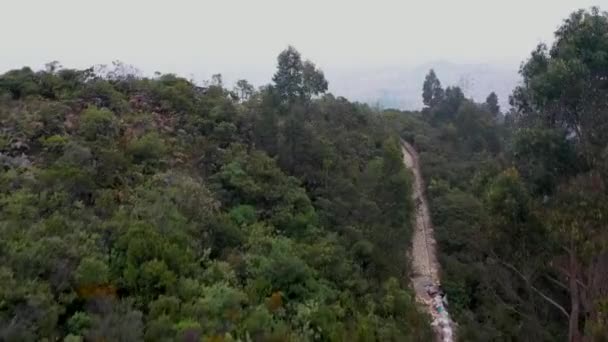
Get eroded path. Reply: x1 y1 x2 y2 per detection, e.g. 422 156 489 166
401 140 454 342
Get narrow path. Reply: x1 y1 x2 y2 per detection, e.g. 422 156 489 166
401 140 454 342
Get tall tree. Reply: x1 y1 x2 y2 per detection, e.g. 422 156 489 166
272 46 327 105
485 92 500 115
434 86 465 122
234 79 254 102
511 8 608 341
272 46 305 104
422 69 444 108
511 8 608 168
302 60 328 100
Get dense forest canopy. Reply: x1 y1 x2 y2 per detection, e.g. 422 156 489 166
390 7 608 341
1 7 607 342
0 46 429 341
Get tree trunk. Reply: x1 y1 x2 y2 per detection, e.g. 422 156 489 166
569 248 581 342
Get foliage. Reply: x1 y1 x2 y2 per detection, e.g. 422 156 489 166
422 69 444 108
0 49 427 341
272 46 328 105
3 8 605 341
484 92 500 116
391 8 608 341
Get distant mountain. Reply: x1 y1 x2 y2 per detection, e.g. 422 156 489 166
325 61 520 111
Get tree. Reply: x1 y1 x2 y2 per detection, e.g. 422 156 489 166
433 86 465 122
302 60 328 100
422 69 444 108
211 73 223 87
511 128 577 195
126 132 167 171
272 46 327 105
234 79 254 101
273 46 304 104
511 8 608 167
367 138 412 279
454 101 500 153
78 107 119 143
485 92 500 115
0 67 40 99
0 49 432 341
546 175 608 342
509 8 608 341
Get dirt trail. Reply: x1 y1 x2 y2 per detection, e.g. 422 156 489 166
401 140 454 341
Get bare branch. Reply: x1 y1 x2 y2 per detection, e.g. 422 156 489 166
495 258 570 319
544 274 569 291
554 266 588 290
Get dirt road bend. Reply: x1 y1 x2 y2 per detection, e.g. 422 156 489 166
401 140 454 342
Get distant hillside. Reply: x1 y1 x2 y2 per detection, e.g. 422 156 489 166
326 61 519 110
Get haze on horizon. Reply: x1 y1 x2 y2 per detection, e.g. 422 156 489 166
2 0 606 109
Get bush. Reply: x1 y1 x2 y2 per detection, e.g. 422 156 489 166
79 107 118 142
127 132 167 166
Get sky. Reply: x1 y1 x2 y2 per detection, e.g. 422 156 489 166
1 0 606 92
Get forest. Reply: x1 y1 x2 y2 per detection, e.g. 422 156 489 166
0 7 607 342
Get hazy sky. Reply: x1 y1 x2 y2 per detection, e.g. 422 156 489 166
2 0 606 83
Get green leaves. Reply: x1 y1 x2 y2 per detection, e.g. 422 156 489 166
78 107 118 142
422 69 444 108
229 205 257 226
0 53 430 341
127 132 167 173
75 258 110 287
514 9 608 169
246 236 316 300
485 92 500 116
0 67 40 99
273 46 328 105
511 128 577 195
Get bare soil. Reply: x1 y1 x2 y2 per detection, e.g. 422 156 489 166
401 141 454 341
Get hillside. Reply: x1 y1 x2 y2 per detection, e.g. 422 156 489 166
0 50 431 341
1 7 608 342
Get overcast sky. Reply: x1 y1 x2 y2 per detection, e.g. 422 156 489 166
2 0 606 84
